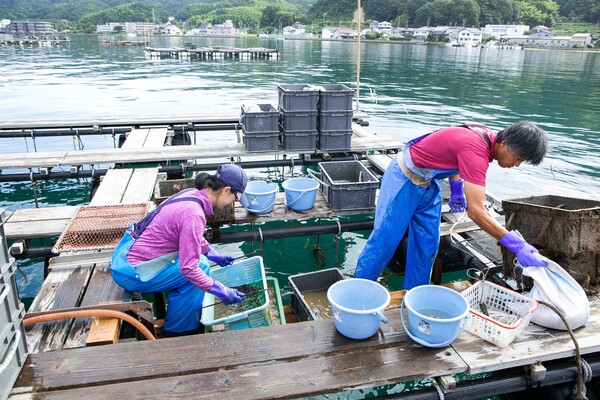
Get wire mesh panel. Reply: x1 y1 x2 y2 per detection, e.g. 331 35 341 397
53 203 149 253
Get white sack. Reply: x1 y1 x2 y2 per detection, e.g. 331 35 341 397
522 257 590 330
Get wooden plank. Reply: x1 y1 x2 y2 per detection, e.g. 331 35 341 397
25 266 93 354
451 295 600 374
121 168 159 204
142 127 168 148
0 136 403 170
85 300 122 346
89 168 133 205
15 310 465 393
4 206 77 240
120 128 150 149
18 344 465 400
63 264 133 349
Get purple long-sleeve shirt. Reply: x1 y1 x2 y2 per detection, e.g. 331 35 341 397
126 189 215 291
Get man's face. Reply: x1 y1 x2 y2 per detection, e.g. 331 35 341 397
496 141 523 168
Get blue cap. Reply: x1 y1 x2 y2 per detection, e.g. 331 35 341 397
216 164 248 206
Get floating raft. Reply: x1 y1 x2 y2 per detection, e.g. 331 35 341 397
101 40 149 46
144 46 279 61
0 37 70 46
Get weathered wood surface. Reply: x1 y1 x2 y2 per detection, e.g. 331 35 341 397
4 206 77 240
0 127 402 170
120 128 168 149
63 263 132 349
451 294 600 374
13 310 467 399
25 264 93 354
90 168 159 206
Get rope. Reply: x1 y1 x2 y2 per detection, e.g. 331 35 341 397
536 300 589 400
431 379 445 400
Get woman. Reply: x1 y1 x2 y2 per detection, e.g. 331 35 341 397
110 164 250 337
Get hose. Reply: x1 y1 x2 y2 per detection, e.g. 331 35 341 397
24 309 156 341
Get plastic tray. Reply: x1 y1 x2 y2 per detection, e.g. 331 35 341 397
461 280 538 348
316 161 379 211
280 110 318 132
318 84 354 111
201 256 269 331
318 110 353 132
277 84 319 111
243 131 280 152
318 130 352 151
281 129 318 151
240 103 279 133
288 268 344 321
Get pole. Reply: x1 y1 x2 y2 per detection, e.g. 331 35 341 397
355 0 361 112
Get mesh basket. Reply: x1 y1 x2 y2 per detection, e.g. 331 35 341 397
53 203 149 253
461 280 538 348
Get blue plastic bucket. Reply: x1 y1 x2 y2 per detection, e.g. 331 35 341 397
282 177 319 211
242 181 278 215
327 278 391 340
401 285 469 348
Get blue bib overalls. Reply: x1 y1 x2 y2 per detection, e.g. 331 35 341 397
354 132 458 289
110 189 211 334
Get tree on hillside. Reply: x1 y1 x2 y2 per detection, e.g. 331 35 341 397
362 0 405 22
414 0 480 26
478 0 518 24
517 0 559 26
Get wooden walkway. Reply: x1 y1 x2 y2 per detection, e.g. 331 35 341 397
10 292 600 399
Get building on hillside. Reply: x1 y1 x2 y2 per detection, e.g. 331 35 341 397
322 27 358 39
211 20 235 36
457 28 483 46
283 22 306 36
507 32 570 47
96 22 154 35
1 19 10 29
378 21 393 32
197 23 213 35
483 24 529 38
369 21 380 31
6 21 55 35
570 33 593 47
390 27 406 38
161 22 182 35
412 26 431 42
531 25 550 33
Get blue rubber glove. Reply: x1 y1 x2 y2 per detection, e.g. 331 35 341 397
499 230 548 267
448 179 467 212
206 246 235 266
208 280 245 305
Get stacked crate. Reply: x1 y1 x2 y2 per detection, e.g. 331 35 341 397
240 103 280 152
317 84 354 151
1 209 28 400
277 84 319 151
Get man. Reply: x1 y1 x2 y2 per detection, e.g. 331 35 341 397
354 121 549 289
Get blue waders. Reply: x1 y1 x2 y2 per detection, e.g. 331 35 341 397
110 189 210 334
354 134 458 290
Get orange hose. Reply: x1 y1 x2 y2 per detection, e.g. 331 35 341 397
24 309 156 340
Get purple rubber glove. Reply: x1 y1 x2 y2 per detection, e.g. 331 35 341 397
209 280 245 305
448 179 467 212
206 246 235 266
499 230 548 267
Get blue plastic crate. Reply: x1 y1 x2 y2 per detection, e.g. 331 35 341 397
280 110 318 132
318 84 354 111
281 129 318 151
277 84 319 112
201 256 270 331
240 104 279 133
318 130 352 151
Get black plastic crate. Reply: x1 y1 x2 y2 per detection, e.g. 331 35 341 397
243 131 280 152
280 110 318 132
318 161 379 211
277 84 319 112
318 110 353 132
318 130 352 151
240 103 278 133
318 84 354 111
281 129 318 151
288 268 344 321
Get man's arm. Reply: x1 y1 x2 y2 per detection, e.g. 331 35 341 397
463 181 508 240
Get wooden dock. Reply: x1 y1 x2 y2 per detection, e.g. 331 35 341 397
4 119 600 399
144 46 279 61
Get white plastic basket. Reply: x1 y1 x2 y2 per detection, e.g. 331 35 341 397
461 280 538 348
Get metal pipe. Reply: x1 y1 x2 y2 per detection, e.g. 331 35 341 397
0 128 131 138
11 219 375 259
378 354 600 399
0 155 369 182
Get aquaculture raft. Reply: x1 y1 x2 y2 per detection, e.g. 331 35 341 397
144 47 279 61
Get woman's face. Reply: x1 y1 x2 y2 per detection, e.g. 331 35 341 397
215 186 237 209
